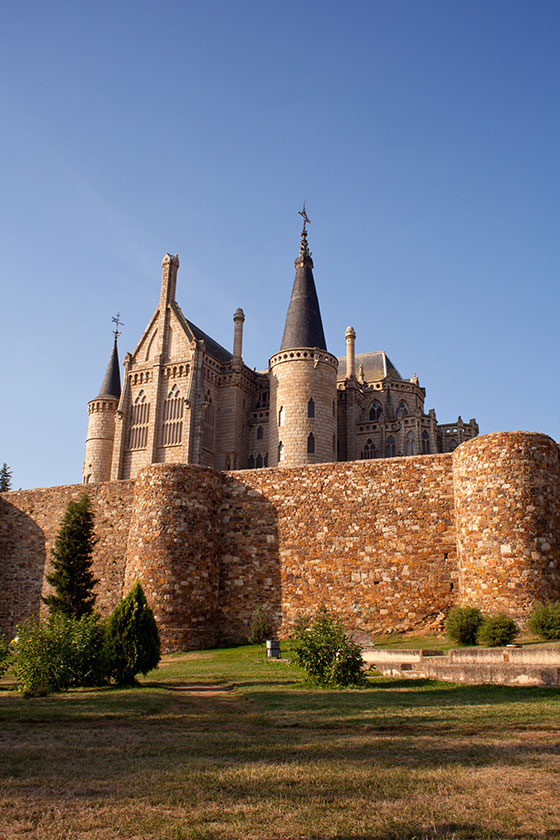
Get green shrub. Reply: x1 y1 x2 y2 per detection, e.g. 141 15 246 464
104 581 160 685
247 607 272 646
290 605 366 687
477 613 519 647
13 614 107 696
528 601 560 640
445 606 483 646
0 635 10 678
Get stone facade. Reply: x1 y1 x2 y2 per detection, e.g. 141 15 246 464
2 432 559 651
82 223 478 484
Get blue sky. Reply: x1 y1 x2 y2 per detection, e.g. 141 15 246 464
1 0 559 489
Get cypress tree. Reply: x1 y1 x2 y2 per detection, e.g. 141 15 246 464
0 463 12 492
104 581 160 685
43 494 98 618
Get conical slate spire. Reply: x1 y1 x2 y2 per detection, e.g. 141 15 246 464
280 211 327 351
97 338 121 399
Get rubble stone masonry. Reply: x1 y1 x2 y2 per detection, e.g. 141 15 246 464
1 431 559 651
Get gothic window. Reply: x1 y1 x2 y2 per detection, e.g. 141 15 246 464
161 384 183 446
256 425 264 440
307 433 315 454
362 439 376 459
369 400 383 421
396 400 409 419
278 406 284 426
449 439 458 452
406 431 415 455
128 390 150 450
248 454 255 469
307 398 315 418
278 441 284 462
385 436 396 457
256 454 263 468
422 431 430 454
202 391 214 450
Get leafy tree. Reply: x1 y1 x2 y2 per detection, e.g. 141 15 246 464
104 581 160 685
290 605 366 687
445 606 483 646
0 463 12 492
528 601 560 641
43 494 98 618
247 606 272 646
477 613 519 647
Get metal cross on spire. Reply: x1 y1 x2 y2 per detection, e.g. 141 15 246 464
298 202 311 234
112 312 124 340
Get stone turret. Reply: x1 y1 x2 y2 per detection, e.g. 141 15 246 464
269 209 338 467
83 336 121 483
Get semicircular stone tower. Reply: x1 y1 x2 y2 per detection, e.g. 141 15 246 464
453 431 560 621
269 215 338 467
83 337 121 484
124 463 223 652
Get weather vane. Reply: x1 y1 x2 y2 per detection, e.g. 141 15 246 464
112 312 124 340
298 202 310 234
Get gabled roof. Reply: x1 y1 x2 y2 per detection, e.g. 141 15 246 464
172 301 233 365
337 350 403 383
97 339 121 399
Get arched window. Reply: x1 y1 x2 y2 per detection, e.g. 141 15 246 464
256 425 264 440
278 406 284 426
161 384 183 446
449 439 458 452
256 390 269 409
369 400 383 421
307 433 315 454
307 398 315 418
396 400 409 419
362 439 376 459
406 431 415 455
128 390 150 450
203 391 214 450
278 441 284 462
248 454 255 469
422 431 430 454
256 454 263 468
385 436 396 457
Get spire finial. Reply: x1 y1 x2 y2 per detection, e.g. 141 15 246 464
112 312 124 342
297 203 312 261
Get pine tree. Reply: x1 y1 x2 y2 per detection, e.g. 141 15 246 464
43 494 98 618
104 581 160 685
0 463 12 492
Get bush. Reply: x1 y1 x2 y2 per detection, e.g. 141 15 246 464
445 606 483 646
477 613 519 647
13 614 107 696
0 635 10 678
104 581 160 685
528 601 560 641
290 605 366 687
247 607 272 646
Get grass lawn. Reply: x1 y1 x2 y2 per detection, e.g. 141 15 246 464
1 644 560 839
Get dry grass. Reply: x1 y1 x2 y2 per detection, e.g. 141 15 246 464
1 645 560 839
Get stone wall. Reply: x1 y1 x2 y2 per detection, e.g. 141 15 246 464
1 432 560 651
453 431 560 619
219 454 457 642
0 481 134 640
